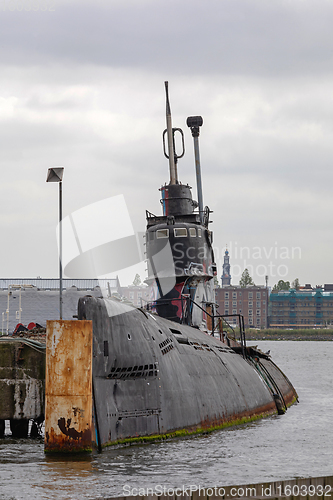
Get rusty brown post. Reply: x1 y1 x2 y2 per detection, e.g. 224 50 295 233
45 320 93 453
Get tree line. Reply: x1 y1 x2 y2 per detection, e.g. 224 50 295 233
132 270 300 291
238 268 300 290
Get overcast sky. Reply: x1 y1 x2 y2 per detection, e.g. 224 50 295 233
1 0 333 288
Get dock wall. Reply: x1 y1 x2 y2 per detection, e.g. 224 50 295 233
0 339 45 420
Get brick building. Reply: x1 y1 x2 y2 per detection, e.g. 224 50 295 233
215 285 268 328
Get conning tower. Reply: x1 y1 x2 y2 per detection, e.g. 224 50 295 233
145 82 217 327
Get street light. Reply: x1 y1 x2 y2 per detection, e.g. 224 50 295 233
186 116 204 224
46 167 64 320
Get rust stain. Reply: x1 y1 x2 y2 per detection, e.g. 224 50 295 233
206 305 212 331
58 417 91 442
45 425 92 453
45 320 93 453
72 406 85 418
282 388 298 407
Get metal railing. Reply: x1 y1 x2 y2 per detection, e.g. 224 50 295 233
142 295 247 358
0 278 119 291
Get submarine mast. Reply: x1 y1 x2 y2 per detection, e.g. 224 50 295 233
145 82 216 326
165 81 177 185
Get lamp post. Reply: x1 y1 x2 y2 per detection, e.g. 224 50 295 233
186 116 204 224
46 167 64 320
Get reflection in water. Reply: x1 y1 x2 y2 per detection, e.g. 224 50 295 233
43 453 93 476
0 342 333 499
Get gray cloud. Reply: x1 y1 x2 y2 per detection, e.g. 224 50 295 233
1 0 333 287
1 0 333 77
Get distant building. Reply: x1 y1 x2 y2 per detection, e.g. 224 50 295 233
216 250 268 328
215 285 268 328
120 285 151 307
269 284 333 328
221 249 231 287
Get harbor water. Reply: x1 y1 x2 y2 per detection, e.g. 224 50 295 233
0 340 332 500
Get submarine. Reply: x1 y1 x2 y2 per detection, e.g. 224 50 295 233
74 83 298 448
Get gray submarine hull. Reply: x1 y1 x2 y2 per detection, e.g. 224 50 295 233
78 296 296 446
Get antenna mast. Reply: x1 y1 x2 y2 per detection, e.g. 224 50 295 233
165 81 177 185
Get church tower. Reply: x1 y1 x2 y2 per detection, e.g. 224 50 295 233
221 249 231 287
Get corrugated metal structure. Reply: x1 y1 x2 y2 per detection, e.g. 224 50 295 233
0 287 103 333
0 278 121 333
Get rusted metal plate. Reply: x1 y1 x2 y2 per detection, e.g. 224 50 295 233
45 320 93 453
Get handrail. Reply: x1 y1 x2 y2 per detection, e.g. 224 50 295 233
220 313 247 358
142 295 247 358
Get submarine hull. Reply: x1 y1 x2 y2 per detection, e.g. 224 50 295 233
78 296 296 446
